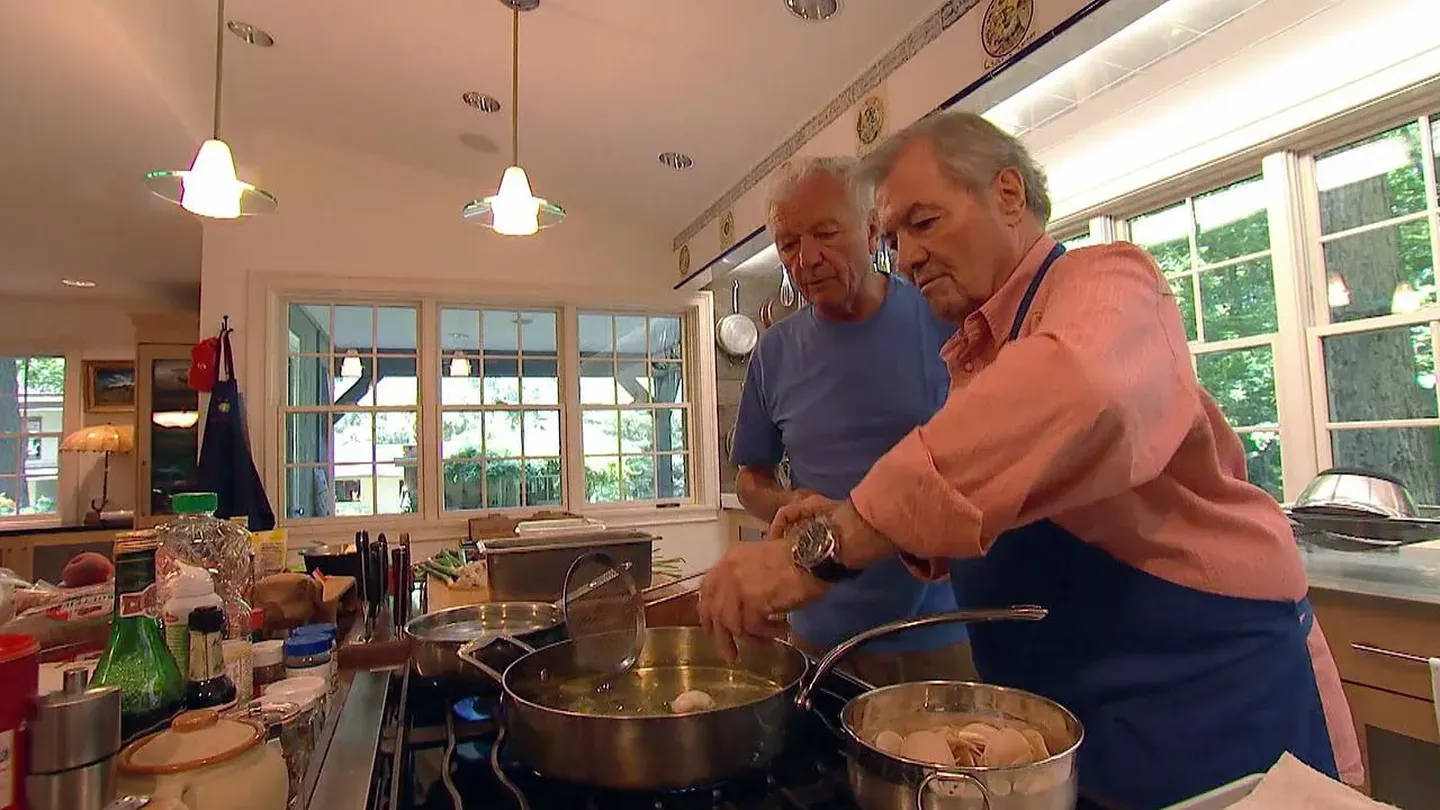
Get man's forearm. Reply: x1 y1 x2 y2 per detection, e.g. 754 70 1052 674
736 468 793 523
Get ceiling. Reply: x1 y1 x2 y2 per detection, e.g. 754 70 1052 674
0 0 939 305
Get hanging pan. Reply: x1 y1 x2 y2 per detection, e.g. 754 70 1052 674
716 280 758 361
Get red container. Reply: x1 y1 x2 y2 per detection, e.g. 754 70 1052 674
0 634 39 810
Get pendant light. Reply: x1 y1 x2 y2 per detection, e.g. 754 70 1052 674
145 0 275 219
448 355 472 377
462 0 564 236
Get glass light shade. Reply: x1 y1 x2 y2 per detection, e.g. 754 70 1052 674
462 165 565 236
340 351 363 378
145 139 277 219
448 355 472 377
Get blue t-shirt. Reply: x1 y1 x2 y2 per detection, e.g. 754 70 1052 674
731 274 966 653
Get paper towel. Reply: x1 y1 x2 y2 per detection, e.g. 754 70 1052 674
1230 754 1397 810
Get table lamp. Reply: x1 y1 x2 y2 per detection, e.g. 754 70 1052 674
61 424 136 525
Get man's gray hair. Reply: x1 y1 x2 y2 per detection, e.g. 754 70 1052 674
857 111 1051 224
765 155 874 230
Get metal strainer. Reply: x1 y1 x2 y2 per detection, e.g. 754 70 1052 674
561 552 645 677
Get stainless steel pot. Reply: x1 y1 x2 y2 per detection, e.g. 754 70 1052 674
457 606 1050 793
404 602 566 683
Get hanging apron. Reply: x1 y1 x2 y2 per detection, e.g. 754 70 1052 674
950 244 1335 809
197 327 277 531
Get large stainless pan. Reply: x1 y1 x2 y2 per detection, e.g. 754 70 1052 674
457 606 1050 792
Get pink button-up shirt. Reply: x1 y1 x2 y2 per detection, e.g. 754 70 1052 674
849 235 1363 784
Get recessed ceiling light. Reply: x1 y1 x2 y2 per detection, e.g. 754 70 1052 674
61 279 97 288
462 91 502 113
786 0 840 22
226 20 274 47
658 152 694 170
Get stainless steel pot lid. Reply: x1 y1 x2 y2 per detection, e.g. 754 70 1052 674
404 602 563 643
562 551 644 678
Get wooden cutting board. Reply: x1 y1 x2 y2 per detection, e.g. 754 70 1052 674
427 574 489 611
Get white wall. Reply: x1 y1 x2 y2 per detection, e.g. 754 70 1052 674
0 298 143 521
198 131 727 569
1025 0 1440 222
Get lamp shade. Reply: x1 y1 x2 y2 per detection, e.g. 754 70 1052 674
61 425 135 454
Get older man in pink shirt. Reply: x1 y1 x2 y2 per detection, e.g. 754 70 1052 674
698 110 1362 808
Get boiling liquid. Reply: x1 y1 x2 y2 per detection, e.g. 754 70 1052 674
545 665 779 716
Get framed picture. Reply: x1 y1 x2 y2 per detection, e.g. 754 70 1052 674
85 360 136 412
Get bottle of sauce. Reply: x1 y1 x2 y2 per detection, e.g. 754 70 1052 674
185 605 237 711
92 533 186 741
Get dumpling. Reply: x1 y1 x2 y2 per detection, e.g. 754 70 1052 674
899 729 955 765
979 727 1035 768
1021 728 1050 760
874 729 904 754
669 689 716 713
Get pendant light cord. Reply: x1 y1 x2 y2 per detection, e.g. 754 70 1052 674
510 7 520 167
212 0 226 139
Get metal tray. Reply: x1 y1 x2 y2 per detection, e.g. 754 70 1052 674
1288 509 1440 552
482 529 655 601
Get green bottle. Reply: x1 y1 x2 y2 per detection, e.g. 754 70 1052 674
92 534 186 741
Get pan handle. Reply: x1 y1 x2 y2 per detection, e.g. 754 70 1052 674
916 771 992 810
793 606 1047 710
731 279 742 315
457 634 538 684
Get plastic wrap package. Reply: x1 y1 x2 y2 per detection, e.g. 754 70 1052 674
0 567 114 653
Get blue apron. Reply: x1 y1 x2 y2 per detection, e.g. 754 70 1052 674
950 244 1335 809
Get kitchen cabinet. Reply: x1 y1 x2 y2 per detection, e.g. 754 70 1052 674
1311 587 1440 807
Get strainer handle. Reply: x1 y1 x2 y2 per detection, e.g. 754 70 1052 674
917 771 992 810
794 606 1047 710
457 634 536 684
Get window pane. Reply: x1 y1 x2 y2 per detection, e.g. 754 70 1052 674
1331 426 1440 504
583 411 620 456
482 358 521 405
1317 121 1426 235
1059 231 1092 250
1198 258 1278 340
484 411 522 457
525 459 563 506
523 410 561 457
373 357 418 406
287 356 333 406
624 456 656 501
1237 430 1283 500
289 304 332 353
378 307 417 352
1196 346 1278 429
580 360 617 404
441 412 484 458
286 466 329 519
620 410 653 453
649 317 683 360
520 311 558 353
579 314 614 358
658 454 689 500
440 308 481 353
615 316 648 355
520 358 559 405
1170 276 1198 342
1322 219 1435 323
1129 202 1192 274
443 460 483 511
334 306 374 352
486 460 522 508
650 362 686 404
655 408 688 452
1194 176 1269 265
1323 325 1437 422
585 457 621 503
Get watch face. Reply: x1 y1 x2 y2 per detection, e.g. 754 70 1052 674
792 520 833 568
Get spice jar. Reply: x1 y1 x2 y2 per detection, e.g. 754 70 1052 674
281 637 330 684
251 641 285 697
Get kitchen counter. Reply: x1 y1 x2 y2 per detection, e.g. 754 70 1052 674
1303 543 1440 606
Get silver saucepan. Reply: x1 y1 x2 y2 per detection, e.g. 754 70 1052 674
457 606 1060 796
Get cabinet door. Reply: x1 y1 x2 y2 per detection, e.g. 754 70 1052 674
135 344 201 518
1343 681 1440 807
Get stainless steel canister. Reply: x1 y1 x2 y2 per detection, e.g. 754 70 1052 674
26 668 123 810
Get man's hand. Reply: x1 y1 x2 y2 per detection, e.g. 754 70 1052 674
771 496 900 571
769 493 842 540
698 539 827 658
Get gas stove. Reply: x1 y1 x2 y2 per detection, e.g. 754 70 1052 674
316 667 1121 810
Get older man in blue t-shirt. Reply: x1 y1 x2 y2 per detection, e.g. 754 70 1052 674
730 156 973 684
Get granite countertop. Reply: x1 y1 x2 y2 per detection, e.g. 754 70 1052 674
0 520 133 539
1303 542 1440 606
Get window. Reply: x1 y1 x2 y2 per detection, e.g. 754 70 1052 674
0 356 64 518
439 308 562 510
276 299 699 522
1127 176 1284 496
1059 230 1093 250
1306 114 1440 503
578 312 691 504
283 304 420 518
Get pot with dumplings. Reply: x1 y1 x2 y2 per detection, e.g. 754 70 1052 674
457 551 1053 796
795 611 1083 810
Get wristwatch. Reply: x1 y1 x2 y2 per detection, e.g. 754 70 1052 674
790 515 861 583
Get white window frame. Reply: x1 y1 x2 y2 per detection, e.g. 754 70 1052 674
0 353 77 529
1296 111 1440 487
249 273 719 542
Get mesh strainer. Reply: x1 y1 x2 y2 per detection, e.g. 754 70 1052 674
562 552 645 677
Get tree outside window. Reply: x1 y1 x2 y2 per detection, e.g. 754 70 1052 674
1127 176 1284 498
0 356 65 518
